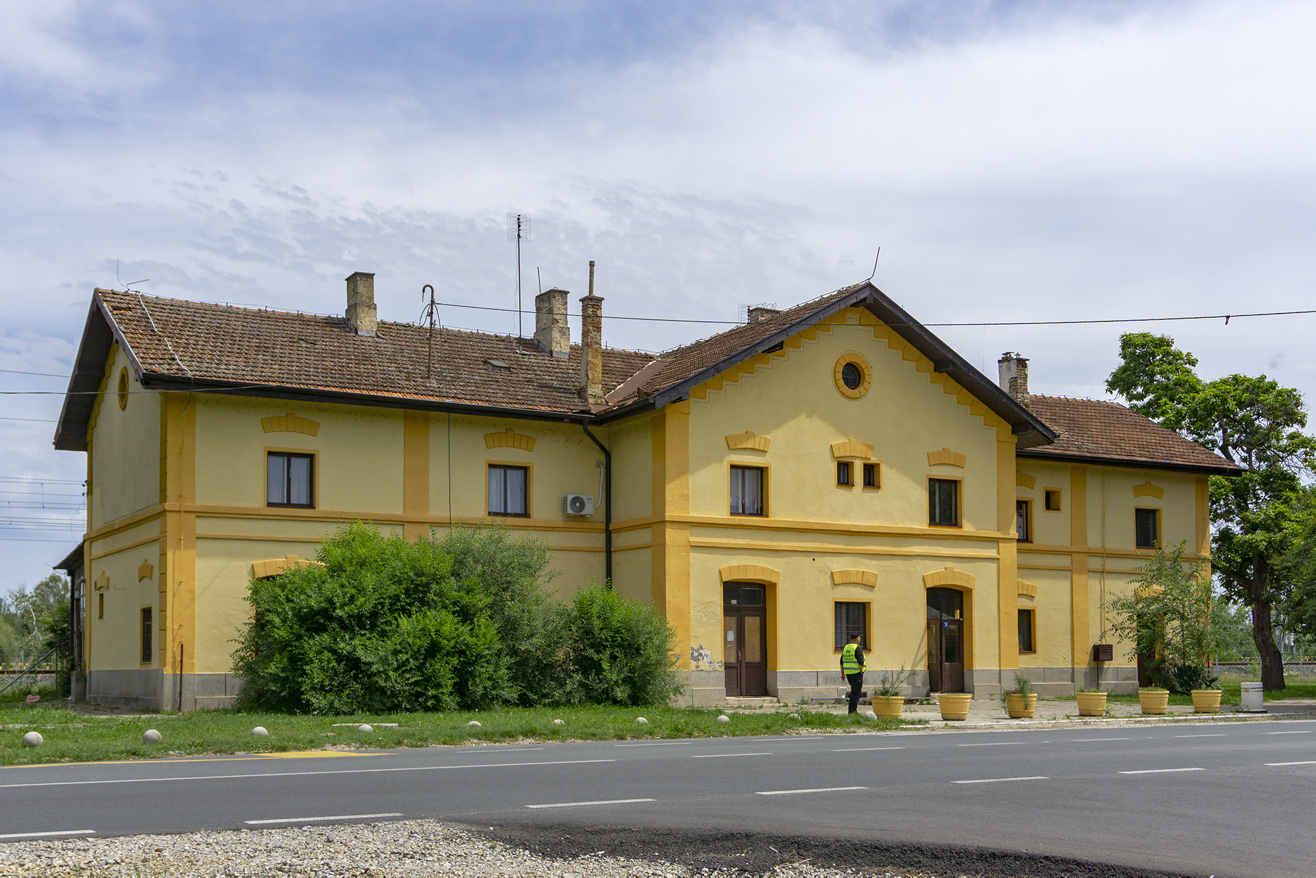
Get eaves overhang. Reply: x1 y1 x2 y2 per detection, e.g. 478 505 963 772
53 293 147 452
1016 447 1243 477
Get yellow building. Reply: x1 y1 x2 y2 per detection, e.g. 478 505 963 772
54 273 1237 709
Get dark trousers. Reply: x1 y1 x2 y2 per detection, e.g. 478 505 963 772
846 672 864 714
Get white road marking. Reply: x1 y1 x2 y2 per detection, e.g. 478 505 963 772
1264 731 1312 735
1174 734 1225 738
614 741 689 748
690 752 771 759
0 758 616 790
957 742 1027 748
1071 737 1130 743
245 812 401 826
0 830 95 840
1119 767 1204 775
831 746 905 752
755 786 866 796
526 798 655 810
1265 760 1316 767
952 776 1048 785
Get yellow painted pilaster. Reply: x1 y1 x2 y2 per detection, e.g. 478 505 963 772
651 404 691 670
162 393 197 677
403 411 431 541
1070 465 1089 668
997 438 1019 670
1195 475 1210 558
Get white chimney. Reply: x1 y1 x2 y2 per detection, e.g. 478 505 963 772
998 352 1029 404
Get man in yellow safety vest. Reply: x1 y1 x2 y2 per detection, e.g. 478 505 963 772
840 633 866 714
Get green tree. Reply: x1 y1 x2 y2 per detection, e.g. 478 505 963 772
1281 486 1316 647
0 573 69 666
1108 334 1316 689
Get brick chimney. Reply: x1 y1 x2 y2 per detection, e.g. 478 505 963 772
534 288 570 357
579 261 604 404
345 272 377 336
748 306 780 324
998 352 1029 404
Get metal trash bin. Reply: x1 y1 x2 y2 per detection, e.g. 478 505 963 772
1240 681 1265 713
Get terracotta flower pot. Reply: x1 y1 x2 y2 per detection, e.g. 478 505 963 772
1191 689 1222 714
1004 692 1037 718
1076 691 1107 717
938 692 972 721
1138 689 1169 715
871 695 904 718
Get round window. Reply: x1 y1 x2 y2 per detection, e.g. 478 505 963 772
840 362 863 390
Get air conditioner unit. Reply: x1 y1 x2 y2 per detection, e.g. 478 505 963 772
563 494 595 516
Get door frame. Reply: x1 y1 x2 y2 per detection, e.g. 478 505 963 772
926 585 970 693
723 582 769 697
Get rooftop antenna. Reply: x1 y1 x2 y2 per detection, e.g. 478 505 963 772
865 247 881 282
420 284 442 380
506 213 531 337
116 259 149 292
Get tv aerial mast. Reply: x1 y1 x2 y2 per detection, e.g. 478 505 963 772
506 213 531 338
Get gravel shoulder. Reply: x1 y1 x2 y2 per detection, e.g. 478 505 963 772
0 819 1198 878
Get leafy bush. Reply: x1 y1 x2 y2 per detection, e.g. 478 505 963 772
233 523 681 713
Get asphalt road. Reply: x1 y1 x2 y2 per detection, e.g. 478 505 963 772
2 719 1313 877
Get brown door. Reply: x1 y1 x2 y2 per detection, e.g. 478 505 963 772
723 584 767 697
926 587 965 693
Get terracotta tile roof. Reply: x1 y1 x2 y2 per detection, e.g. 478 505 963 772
1021 395 1240 473
96 289 656 415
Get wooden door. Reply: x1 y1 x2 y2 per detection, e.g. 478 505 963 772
926 587 965 693
723 585 767 697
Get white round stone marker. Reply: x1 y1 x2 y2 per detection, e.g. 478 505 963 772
143 729 162 744
21 731 42 748
468 720 481 727
635 717 648 724
788 713 801 720
251 726 268 737
553 718 565 725
357 724 373 733
863 710 877 720
716 715 729 723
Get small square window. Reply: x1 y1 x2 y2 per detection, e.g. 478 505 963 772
836 461 853 487
929 478 959 527
1135 508 1159 548
1016 499 1032 542
1044 489 1062 512
141 607 153 664
862 462 880 489
267 452 314 508
489 464 529 516
1018 608 1035 653
98 593 104 620
834 602 868 650
730 465 765 516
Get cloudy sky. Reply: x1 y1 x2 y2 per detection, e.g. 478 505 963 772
2 0 1314 593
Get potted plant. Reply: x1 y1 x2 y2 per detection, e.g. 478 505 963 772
937 692 973 721
1138 687 1170 715
1104 542 1228 709
1076 689 1108 716
870 666 910 718
1000 672 1037 718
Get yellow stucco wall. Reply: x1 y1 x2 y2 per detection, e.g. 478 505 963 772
88 347 161 527
85 519 161 671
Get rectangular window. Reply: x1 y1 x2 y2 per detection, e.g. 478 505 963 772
1018 608 1035 653
98 593 104 620
834 602 868 650
1016 499 1032 542
836 461 853 487
862 462 880 489
1044 488 1062 511
928 478 959 527
488 464 529 516
267 452 314 508
140 607 153 664
730 465 765 516
1135 508 1159 548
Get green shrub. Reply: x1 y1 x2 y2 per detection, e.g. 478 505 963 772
232 524 682 713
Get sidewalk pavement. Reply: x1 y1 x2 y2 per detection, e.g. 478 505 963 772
799 695 1316 730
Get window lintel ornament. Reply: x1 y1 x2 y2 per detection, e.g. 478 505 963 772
261 413 321 436
923 565 975 589
830 439 874 460
137 560 153 582
1017 579 1038 598
831 568 878 588
1017 472 1036 489
251 555 325 579
94 571 110 592
484 428 536 451
726 431 771 452
719 564 779 585
927 447 966 468
1132 481 1165 499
